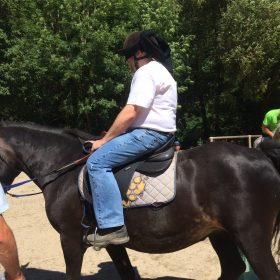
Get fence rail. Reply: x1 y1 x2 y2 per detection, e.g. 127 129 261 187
209 135 261 148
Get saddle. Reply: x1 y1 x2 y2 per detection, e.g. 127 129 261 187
80 135 176 202
115 135 175 199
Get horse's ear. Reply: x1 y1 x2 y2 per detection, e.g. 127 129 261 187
78 137 86 145
76 135 101 143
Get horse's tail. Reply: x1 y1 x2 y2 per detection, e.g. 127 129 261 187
259 138 280 259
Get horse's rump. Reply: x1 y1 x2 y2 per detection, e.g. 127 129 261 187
259 138 280 173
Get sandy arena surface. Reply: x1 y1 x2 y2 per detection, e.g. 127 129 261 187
0 173 222 279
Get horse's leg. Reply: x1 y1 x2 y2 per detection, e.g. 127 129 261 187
209 232 245 280
106 245 138 280
60 232 86 280
235 225 280 280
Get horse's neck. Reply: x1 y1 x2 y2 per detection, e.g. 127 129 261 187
7 128 79 183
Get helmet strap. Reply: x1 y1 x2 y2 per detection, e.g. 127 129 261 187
133 54 150 70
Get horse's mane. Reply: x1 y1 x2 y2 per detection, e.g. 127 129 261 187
0 121 96 141
1 121 64 134
63 128 98 141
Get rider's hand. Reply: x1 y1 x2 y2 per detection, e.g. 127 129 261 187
85 139 106 152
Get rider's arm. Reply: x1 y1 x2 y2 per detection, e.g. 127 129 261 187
261 124 274 138
89 104 142 151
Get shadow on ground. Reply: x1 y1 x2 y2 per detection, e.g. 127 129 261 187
22 261 193 280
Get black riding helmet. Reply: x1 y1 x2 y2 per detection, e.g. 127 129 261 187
118 30 173 72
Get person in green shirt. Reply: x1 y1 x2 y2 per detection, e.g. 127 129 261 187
254 108 280 148
262 108 280 138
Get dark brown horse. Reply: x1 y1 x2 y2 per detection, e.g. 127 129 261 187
1 121 280 280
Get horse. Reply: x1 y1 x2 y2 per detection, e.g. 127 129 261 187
273 122 280 142
1 121 280 280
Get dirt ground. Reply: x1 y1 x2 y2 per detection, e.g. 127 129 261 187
1 173 222 279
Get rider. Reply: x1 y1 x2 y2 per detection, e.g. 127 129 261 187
86 30 177 250
0 184 26 280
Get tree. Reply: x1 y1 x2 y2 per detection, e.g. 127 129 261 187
177 0 280 144
219 0 280 100
217 0 280 133
0 0 191 137
178 0 229 145
1 0 134 130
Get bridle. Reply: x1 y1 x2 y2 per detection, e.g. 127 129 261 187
1 151 92 195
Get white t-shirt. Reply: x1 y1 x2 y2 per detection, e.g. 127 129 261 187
127 61 177 132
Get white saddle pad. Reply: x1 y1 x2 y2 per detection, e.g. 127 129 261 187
123 153 177 208
78 153 177 208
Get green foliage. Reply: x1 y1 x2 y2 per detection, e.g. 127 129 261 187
0 0 135 130
0 0 279 146
178 0 230 143
176 0 279 145
218 0 280 101
140 0 180 36
0 0 190 135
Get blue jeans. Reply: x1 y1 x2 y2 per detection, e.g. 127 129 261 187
86 128 172 228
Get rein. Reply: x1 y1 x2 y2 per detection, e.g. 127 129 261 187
3 153 92 196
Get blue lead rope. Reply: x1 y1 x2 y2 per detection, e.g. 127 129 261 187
3 178 36 192
3 178 42 198
7 190 42 198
